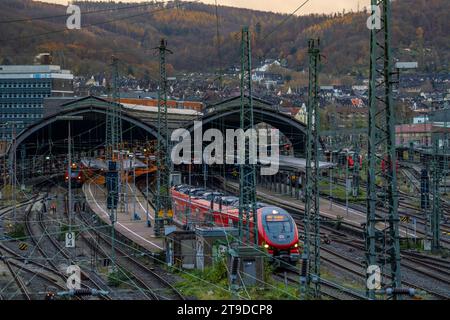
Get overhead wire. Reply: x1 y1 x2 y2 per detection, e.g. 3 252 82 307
260 0 312 42
0 1 160 24
0 0 201 43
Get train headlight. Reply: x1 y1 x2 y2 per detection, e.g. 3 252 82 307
264 244 269 249
294 243 298 248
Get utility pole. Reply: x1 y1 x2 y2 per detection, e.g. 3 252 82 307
132 155 137 220
3 122 24 223
56 116 83 264
431 137 442 251
366 0 402 300
301 39 321 299
20 144 25 191
345 150 350 216
11 124 17 222
11 123 17 223
238 27 258 245
154 39 173 237
105 56 122 271
214 0 223 90
68 120 73 246
105 56 122 161
328 111 340 210
352 116 360 197
145 143 151 227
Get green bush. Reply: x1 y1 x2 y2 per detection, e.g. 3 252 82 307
7 223 26 240
58 224 80 241
203 259 228 284
107 268 133 287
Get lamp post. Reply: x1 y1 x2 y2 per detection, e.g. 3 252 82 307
145 147 151 227
129 153 137 220
329 149 333 210
345 150 349 216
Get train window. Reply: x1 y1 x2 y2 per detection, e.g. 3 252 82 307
266 220 292 233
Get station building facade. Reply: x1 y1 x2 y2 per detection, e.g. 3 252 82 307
0 65 74 141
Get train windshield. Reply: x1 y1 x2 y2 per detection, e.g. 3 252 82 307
70 170 80 177
265 215 292 233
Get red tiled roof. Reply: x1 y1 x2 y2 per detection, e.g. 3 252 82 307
395 124 432 133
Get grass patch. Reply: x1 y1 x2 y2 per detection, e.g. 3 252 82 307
107 267 134 287
174 259 300 300
6 223 26 240
319 181 366 203
0 185 29 202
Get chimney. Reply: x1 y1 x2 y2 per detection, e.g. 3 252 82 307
34 53 53 65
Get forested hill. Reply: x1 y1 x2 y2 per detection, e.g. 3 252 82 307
0 0 448 78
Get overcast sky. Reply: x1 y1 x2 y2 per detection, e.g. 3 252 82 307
37 0 370 15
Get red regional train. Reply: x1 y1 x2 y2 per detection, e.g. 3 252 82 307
64 163 85 187
171 185 301 264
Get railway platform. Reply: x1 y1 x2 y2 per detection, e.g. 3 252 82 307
82 180 165 252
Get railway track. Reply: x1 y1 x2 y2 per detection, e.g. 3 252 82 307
0 194 41 219
24 199 70 281
140 175 450 299
0 247 32 300
274 269 367 300
76 209 185 300
328 175 450 240
0 249 67 300
321 236 450 299
22 191 110 300
328 234 450 282
401 165 450 216
35 204 112 299
211 177 450 299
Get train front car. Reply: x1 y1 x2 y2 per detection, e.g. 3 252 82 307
64 164 85 187
258 207 300 265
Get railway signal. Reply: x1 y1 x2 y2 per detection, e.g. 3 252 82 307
65 232 75 248
420 169 430 211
